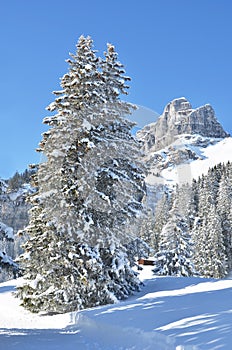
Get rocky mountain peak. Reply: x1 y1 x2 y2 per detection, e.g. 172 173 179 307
163 97 192 115
137 97 229 151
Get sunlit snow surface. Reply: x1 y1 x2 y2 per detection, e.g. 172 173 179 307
146 136 232 186
0 268 232 349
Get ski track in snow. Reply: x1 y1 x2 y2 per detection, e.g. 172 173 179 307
0 268 232 349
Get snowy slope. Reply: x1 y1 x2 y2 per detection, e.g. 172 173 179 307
8 183 33 201
145 135 232 186
1 268 232 349
187 136 232 179
0 222 14 240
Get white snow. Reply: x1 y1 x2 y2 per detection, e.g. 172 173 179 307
0 251 16 266
9 189 26 202
147 136 232 186
189 137 232 179
82 119 92 131
0 267 232 349
0 222 14 240
8 183 34 202
50 150 65 158
80 138 95 149
0 279 70 330
84 64 92 71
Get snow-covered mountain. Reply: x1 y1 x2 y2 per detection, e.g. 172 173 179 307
138 97 232 187
138 97 229 152
0 217 18 282
0 179 32 281
0 181 31 234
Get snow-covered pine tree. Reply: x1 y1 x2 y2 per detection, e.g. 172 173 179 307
149 192 170 252
0 222 18 282
217 164 232 269
91 42 146 299
153 200 196 277
193 204 227 278
190 163 229 278
137 208 156 250
17 36 145 313
206 205 228 278
186 179 199 231
7 169 33 191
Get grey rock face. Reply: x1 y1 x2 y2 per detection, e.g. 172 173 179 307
137 97 229 151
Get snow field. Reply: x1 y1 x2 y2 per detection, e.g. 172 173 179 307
0 267 232 349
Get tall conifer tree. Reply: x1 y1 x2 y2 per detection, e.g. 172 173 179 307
153 200 196 277
17 36 145 313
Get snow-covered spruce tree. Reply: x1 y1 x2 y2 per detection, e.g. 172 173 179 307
217 165 232 269
206 205 228 278
137 208 156 251
192 204 227 278
17 36 145 313
186 179 199 231
189 163 230 278
153 200 197 277
0 222 18 282
152 192 170 252
90 42 145 299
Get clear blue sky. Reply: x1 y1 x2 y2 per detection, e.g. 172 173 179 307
1 0 231 178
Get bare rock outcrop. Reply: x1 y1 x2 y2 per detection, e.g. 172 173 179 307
137 97 229 151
